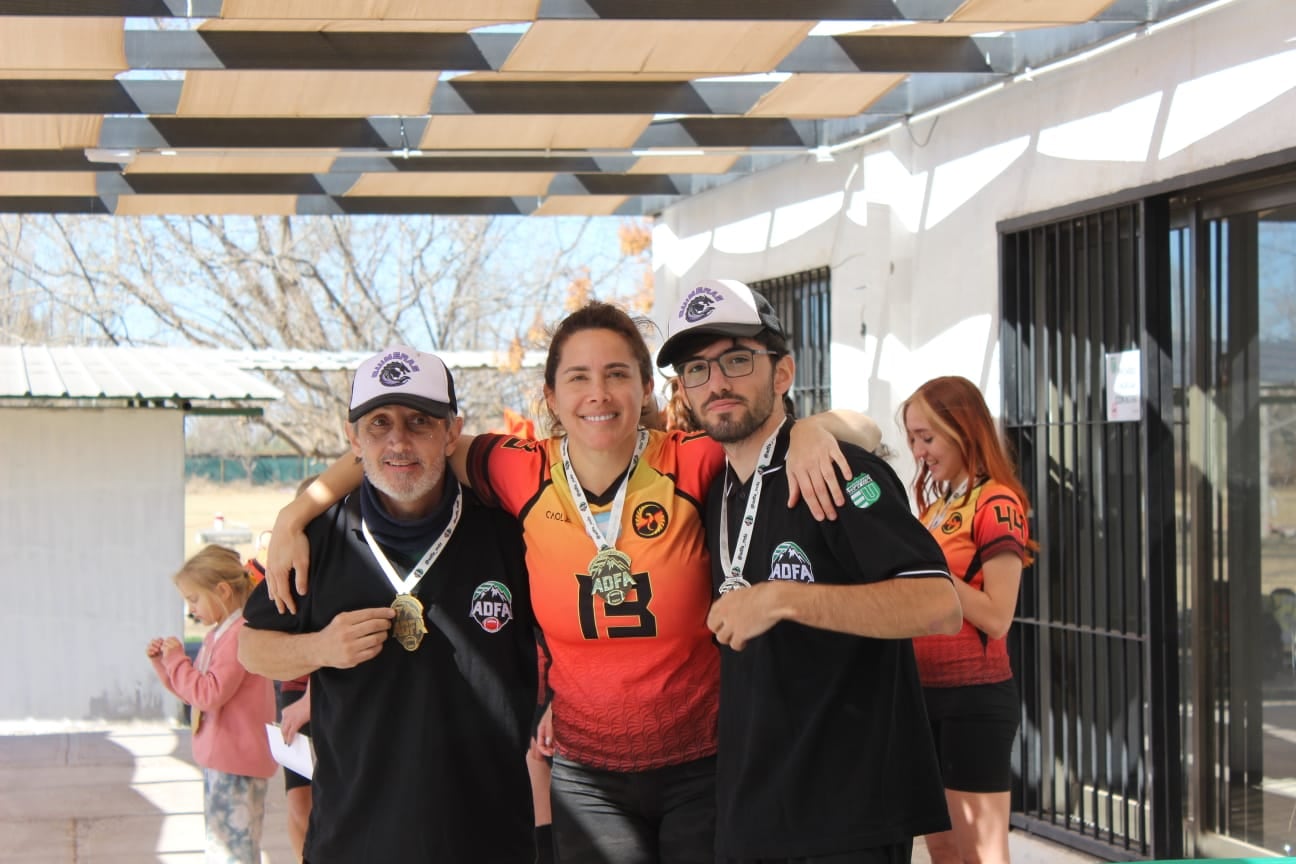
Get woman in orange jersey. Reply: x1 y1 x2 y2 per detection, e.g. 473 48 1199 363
264 301 877 864
901 376 1036 864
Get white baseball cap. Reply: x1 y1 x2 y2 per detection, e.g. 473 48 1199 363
656 279 787 369
348 345 458 422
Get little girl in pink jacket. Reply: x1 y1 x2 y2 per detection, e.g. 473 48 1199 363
148 544 277 864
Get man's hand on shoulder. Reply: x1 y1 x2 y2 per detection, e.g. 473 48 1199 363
319 607 396 669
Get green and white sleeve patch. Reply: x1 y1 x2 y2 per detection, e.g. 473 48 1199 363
846 472 882 509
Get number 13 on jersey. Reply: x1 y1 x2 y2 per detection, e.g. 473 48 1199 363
575 572 658 639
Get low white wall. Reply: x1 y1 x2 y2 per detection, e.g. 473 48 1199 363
0 408 184 720
654 0 1296 462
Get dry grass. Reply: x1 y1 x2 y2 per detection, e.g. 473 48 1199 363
183 478 299 561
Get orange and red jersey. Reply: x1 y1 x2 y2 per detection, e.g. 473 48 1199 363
913 479 1030 687
466 429 724 771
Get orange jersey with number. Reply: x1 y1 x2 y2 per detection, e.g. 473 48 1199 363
466 429 724 771
913 480 1030 687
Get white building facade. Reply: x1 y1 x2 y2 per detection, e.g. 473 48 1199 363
654 0 1296 858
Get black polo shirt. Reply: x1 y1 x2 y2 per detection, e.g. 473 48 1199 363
708 419 952 859
243 478 536 864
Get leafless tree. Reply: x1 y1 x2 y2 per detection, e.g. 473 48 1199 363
0 213 653 457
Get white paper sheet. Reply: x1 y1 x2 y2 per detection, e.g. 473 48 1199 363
265 723 314 780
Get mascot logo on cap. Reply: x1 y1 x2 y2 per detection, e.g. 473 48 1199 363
375 350 420 388
680 284 724 324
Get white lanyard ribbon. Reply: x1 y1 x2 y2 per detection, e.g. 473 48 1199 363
718 424 783 594
561 428 649 554
924 477 970 532
360 485 463 596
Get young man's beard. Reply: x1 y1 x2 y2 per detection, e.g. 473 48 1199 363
697 383 778 444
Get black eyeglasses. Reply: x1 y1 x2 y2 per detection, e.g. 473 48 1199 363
676 348 780 388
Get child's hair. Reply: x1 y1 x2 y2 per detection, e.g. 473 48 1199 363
664 376 700 433
174 544 257 621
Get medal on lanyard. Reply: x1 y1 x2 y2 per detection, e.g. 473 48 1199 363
361 485 463 652
718 424 783 594
562 429 648 607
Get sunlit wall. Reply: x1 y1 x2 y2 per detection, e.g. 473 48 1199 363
653 0 1296 468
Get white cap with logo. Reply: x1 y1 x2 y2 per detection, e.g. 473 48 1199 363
348 345 458 422
656 278 786 369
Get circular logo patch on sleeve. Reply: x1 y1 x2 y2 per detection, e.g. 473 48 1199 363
846 472 882 509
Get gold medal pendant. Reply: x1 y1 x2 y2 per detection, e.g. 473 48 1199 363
588 548 635 606
390 593 428 651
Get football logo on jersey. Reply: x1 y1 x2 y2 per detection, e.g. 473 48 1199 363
469 581 514 633
632 501 668 539
846 472 882 509
768 541 815 583
941 512 963 534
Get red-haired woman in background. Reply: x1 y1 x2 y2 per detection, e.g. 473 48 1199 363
901 376 1036 864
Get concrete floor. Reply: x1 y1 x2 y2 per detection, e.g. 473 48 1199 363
0 720 1106 864
0 721 296 863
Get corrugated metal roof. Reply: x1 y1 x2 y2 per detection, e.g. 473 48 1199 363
220 349 546 372
0 346 282 402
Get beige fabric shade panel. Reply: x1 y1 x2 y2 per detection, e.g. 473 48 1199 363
0 0 1193 216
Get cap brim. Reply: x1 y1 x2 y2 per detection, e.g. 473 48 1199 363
656 322 766 369
348 394 455 423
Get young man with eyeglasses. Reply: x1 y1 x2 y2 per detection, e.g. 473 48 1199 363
239 346 538 863
656 280 964 864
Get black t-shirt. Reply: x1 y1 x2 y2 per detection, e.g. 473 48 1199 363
243 479 537 864
708 420 952 858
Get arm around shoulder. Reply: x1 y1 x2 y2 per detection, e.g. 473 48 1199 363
806 408 882 453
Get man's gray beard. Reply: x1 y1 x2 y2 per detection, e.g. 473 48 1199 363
362 453 442 507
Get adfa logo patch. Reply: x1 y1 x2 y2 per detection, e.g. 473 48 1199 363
768 541 815 583
846 472 882 509
469 581 514 633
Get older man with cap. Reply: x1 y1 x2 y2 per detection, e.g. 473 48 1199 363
655 281 963 864
239 345 537 863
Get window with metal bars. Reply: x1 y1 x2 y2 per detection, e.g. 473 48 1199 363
1000 201 1181 860
750 267 831 418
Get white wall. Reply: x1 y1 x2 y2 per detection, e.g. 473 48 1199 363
0 408 185 720
654 0 1296 460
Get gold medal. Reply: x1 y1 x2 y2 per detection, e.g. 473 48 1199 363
390 593 428 651
588 547 635 607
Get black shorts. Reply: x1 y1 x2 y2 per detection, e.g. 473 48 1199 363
276 683 311 792
922 679 1019 793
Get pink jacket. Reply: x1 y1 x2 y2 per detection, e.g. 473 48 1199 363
152 614 278 779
